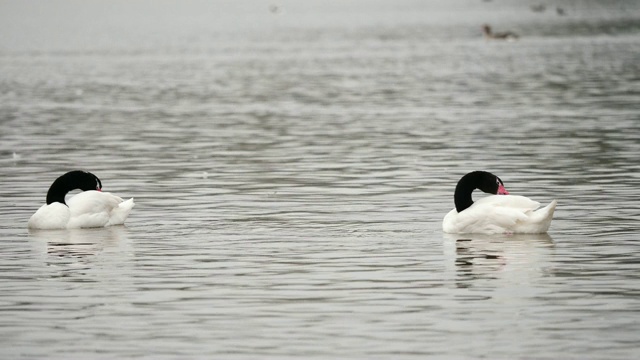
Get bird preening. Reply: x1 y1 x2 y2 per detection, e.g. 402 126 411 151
443 171 556 234
28 170 555 236
28 171 134 230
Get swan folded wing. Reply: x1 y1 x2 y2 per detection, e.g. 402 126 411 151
477 196 556 234
490 204 533 229
484 195 543 232
474 194 540 211
443 195 544 234
66 191 124 228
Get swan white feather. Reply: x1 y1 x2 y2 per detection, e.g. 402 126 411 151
443 195 557 234
28 191 134 230
28 202 71 230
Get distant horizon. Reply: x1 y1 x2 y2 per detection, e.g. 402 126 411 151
1 0 638 53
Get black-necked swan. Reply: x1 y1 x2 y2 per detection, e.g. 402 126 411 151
442 171 556 234
28 171 135 230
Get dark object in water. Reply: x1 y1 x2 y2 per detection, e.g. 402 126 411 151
482 25 519 40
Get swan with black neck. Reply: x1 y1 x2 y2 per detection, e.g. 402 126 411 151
442 171 556 234
28 170 134 230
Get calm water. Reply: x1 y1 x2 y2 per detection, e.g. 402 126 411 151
1 0 640 358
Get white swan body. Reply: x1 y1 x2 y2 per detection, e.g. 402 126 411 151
443 195 557 234
28 190 134 230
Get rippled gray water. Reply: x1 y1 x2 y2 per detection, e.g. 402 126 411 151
1 0 640 358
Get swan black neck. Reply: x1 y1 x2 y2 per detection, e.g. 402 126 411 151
454 171 505 213
45 171 102 205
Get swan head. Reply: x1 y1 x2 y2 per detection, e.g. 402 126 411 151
454 171 509 212
46 171 103 205
468 171 509 195
488 174 509 195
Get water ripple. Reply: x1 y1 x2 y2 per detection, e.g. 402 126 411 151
1 1 640 359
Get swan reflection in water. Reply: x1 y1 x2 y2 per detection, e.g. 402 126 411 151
443 232 554 288
28 226 132 279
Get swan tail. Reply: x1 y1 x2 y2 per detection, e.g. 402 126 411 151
108 198 135 226
531 199 557 233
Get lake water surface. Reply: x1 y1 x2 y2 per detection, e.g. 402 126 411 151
1 0 639 358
